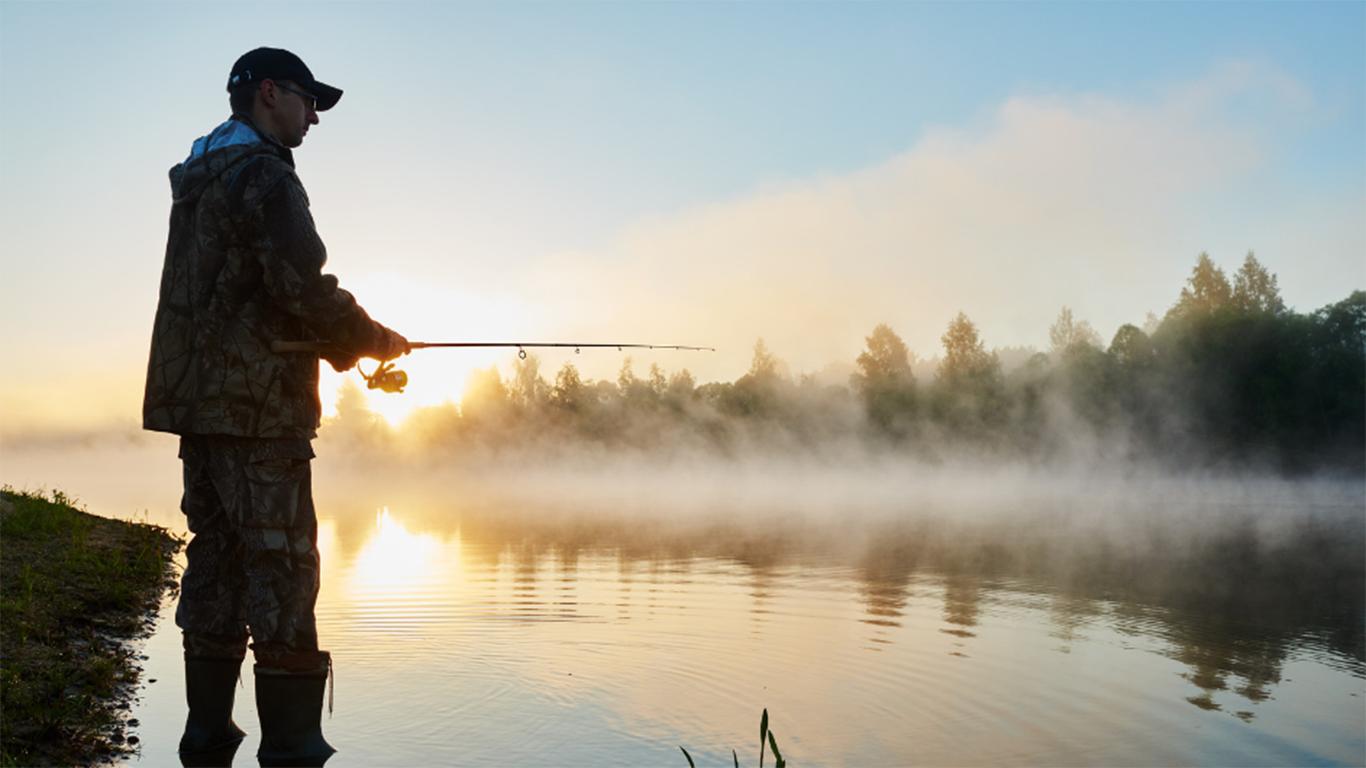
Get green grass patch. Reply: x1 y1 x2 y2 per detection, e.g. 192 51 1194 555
0 487 180 766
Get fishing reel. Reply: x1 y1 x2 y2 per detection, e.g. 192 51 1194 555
359 360 408 394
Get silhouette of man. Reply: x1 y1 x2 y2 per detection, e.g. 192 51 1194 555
143 47 407 766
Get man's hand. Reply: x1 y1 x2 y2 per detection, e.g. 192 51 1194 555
374 327 411 362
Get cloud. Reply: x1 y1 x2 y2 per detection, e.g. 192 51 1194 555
526 60 1355 383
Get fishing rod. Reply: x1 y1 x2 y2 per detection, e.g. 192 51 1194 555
271 340 716 394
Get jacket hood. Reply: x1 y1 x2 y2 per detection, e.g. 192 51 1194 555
169 116 292 204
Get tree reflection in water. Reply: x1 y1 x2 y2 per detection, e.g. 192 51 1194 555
1048 593 1102 653
941 572 982 643
320 493 1364 722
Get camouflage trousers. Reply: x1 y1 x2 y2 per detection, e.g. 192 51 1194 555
176 435 322 665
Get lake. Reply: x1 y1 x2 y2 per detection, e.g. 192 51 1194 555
4 435 1363 766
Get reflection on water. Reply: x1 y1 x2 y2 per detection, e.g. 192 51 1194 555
857 540 912 646
1048 593 1100 653
941 573 981 642
350 508 447 592
5 441 1362 765
115 491 1366 765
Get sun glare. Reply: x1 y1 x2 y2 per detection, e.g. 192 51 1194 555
348 506 455 593
318 271 542 428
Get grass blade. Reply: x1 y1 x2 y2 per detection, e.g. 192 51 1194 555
768 730 785 768
680 746 695 768
760 709 769 768
733 748 740 768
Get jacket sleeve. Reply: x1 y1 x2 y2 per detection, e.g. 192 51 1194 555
242 158 391 357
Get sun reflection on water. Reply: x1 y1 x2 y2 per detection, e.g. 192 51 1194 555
347 506 458 595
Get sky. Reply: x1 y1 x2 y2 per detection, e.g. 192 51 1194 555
1 1 1363 432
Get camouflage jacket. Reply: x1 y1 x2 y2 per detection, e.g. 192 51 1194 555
143 115 390 439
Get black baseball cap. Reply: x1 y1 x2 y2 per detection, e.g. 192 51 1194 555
227 47 343 111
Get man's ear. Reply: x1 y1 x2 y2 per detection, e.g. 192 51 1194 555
258 79 279 109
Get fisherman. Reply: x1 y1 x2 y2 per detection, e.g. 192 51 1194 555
143 47 408 765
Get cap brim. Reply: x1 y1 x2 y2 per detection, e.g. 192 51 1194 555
311 81 343 111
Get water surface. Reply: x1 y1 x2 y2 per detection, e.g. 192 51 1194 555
4 438 1363 766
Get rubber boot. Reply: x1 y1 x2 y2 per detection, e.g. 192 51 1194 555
255 651 336 767
178 657 247 765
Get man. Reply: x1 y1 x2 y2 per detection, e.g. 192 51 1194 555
143 47 407 766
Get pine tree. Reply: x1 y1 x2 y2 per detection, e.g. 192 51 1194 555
1170 252 1232 318
1232 251 1286 314
748 338 781 382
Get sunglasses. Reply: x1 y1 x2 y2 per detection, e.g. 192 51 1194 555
273 81 318 111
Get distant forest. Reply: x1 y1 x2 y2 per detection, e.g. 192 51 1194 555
333 253 1365 474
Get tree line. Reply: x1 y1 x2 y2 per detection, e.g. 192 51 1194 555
335 252 1363 473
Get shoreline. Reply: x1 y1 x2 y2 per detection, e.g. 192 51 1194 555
0 488 180 766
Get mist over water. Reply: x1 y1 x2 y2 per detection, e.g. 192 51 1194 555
3 423 1363 765
320 439 1366 640
6 424 1363 626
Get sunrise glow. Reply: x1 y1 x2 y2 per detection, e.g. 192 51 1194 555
317 272 543 426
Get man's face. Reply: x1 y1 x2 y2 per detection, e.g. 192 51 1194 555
266 80 320 148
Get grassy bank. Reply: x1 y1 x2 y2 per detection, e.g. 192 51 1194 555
0 488 180 766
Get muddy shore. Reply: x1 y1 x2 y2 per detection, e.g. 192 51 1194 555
0 488 180 766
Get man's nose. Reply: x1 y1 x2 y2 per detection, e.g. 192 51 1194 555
309 111 320 126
